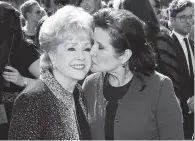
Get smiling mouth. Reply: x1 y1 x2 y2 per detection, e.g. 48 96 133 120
71 64 85 69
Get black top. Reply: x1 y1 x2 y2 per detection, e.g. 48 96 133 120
22 31 36 46
103 73 133 140
3 40 40 93
73 87 92 140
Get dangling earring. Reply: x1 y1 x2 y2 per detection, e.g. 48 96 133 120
51 63 57 70
122 62 127 68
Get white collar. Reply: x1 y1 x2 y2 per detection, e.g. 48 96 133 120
173 31 189 43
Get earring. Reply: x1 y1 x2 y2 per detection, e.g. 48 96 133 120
122 62 127 68
51 63 57 70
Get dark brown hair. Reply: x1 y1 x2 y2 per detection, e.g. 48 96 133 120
93 8 156 76
169 0 194 18
120 0 160 44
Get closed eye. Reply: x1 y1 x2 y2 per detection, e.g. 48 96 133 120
98 43 104 50
84 48 91 52
67 47 75 51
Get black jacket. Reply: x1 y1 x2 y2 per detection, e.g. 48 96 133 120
156 31 194 114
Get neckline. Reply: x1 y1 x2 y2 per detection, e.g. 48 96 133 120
103 73 134 102
105 73 133 88
40 70 73 100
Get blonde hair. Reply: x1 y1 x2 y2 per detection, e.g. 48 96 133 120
39 5 94 70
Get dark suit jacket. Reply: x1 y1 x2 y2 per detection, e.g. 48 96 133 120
171 33 194 139
171 33 194 111
8 70 88 140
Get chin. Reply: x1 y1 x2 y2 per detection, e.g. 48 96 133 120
91 68 105 73
90 67 99 73
72 73 87 80
91 65 113 73
74 76 86 81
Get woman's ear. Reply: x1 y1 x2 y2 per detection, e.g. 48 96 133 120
119 49 132 64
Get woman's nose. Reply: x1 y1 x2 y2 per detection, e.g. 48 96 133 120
77 51 85 60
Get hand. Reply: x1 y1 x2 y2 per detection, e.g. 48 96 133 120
3 66 26 87
187 96 194 113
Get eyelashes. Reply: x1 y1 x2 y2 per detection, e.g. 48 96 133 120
67 47 91 52
67 47 75 51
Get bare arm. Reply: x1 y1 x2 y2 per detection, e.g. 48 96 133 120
3 59 40 87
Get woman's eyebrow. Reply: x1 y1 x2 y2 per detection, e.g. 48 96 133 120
64 42 92 47
97 41 106 48
84 42 92 45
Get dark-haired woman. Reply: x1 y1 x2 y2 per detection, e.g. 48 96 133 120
82 8 184 140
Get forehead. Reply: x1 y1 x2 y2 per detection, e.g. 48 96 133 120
65 31 92 43
177 6 194 16
94 27 111 43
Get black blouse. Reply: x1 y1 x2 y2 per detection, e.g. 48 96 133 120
3 40 40 93
103 73 133 140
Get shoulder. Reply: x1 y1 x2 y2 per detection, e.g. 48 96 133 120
143 71 172 88
140 72 174 102
16 80 48 103
20 40 39 53
149 71 171 82
156 29 173 45
20 40 40 63
82 72 104 94
156 31 176 57
84 72 104 84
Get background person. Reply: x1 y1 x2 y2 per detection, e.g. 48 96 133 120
0 2 40 139
157 0 194 139
20 0 45 45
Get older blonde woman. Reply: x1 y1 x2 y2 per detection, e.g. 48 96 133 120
8 5 94 140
